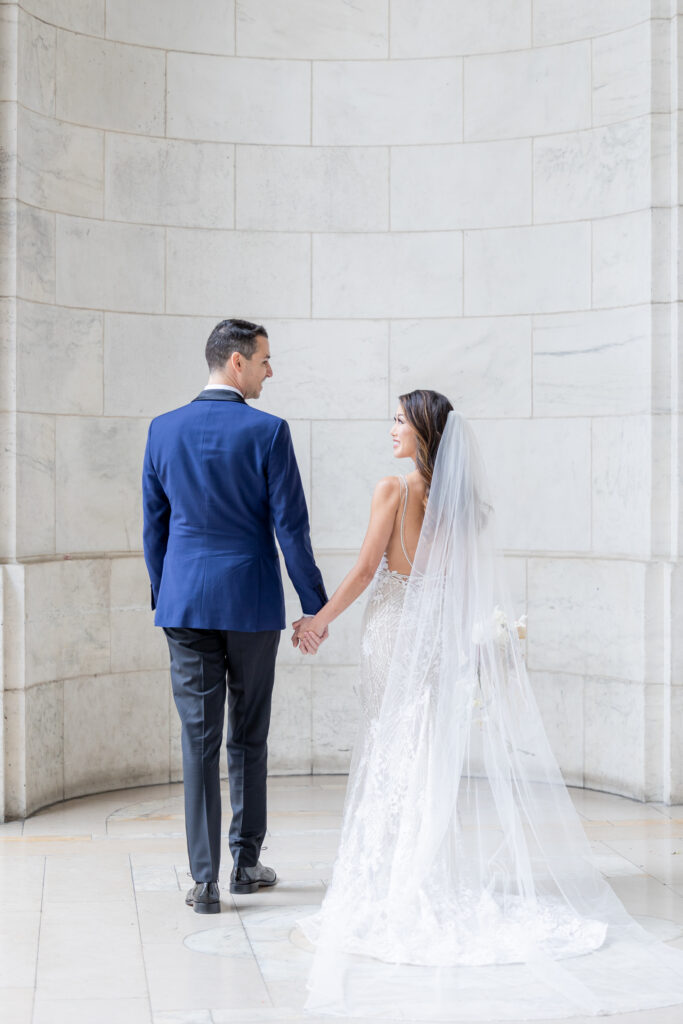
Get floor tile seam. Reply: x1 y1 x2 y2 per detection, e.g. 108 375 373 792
128 851 154 1019
230 892 277 1009
31 855 47 1023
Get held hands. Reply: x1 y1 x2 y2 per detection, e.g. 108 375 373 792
291 615 329 656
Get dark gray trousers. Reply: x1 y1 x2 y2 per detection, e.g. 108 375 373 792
164 626 281 883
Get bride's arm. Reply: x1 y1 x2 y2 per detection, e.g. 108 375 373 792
293 476 400 652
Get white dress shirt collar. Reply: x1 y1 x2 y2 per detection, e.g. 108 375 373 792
203 384 244 397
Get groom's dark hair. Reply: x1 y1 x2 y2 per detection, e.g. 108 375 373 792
205 319 268 371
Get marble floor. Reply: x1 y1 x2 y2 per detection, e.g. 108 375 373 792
3 777 683 1024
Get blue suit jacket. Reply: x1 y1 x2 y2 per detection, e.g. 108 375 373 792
142 390 327 631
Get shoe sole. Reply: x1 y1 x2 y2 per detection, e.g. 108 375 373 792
189 899 221 914
229 878 277 895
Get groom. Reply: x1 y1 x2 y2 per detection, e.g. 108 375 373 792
142 319 328 914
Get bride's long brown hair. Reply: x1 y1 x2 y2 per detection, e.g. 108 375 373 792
398 389 454 504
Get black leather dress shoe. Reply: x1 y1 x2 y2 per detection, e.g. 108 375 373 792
230 861 277 895
185 881 221 914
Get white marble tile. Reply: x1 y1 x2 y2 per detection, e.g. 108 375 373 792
0 988 32 1024
0 853 44 909
183 923 253 958
311 419 397 549
21 0 104 35
131 862 180 893
313 232 462 319
464 43 590 141
0 99 16 202
17 203 55 303
63 670 170 798
0 5 18 103
1 563 26 694
391 140 531 231
590 839 646 877
0 908 41 986
610 874 683 925
464 223 590 316
110 556 169 673
106 135 233 229
672 565 683 692
56 31 165 134
24 558 110 686
43 851 134 902
18 9 55 117
287 419 311 511
166 229 310 318
304 552 365 669
15 411 55 557
533 306 651 417
528 671 584 787
8 681 63 814
313 58 462 146
236 145 388 232
143 940 270 1011
17 300 103 415
504 556 527 620
33 998 152 1024
592 22 651 126
669 688 683 803
269 665 312 774
471 418 592 552
0 199 16 299
592 415 651 557
0 100 16 201
36 900 147 999
390 317 531 419
645 682 666 802
153 1013 211 1024
167 54 310 145
256 319 389 420
0 296 16 418
237 0 387 59
106 0 234 53
602 834 683 887
56 215 164 313
527 558 646 682
312 666 360 773
170 686 183 783
390 0 531 57
104 313 211 417
0 412 16 559
592 210 652 309
55 414 148 552
136 888 232 948
18 106 103 218
532 0 649 46
534 119 650 223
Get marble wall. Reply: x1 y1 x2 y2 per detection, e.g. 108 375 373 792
0 0 681 817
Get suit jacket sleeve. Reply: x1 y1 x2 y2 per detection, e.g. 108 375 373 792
142 422 171 611
267 419 327 615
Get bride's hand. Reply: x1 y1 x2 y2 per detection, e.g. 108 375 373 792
298 616 329 655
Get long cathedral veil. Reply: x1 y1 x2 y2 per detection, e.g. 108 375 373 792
301 411 683 1020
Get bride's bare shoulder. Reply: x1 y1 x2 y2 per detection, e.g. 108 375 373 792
372 475 401 506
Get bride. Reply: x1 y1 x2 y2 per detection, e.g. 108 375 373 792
292 390 683 1021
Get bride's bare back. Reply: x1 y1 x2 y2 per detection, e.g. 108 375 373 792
385 470 427 576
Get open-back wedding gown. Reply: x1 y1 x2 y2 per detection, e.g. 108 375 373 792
300 411 683 1021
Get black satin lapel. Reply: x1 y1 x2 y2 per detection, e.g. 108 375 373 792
192 391 246 404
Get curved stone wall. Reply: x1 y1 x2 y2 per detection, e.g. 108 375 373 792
0 0 679 816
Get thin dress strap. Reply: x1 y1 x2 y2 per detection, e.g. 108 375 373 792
397 475 413 569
